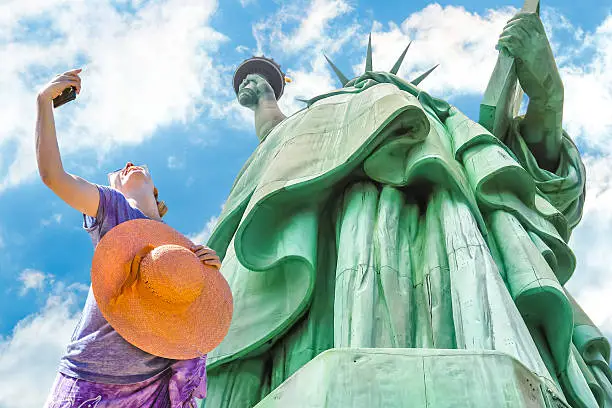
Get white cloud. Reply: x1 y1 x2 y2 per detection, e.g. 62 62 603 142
252 0 354 56
566 155 612 338
40 213 62 226
167 156 184 170
235 45 250 54
555 15 612 153
0 282 86 408
188 215 219 245
18 269 53 295
0 0 227 193
278 0 352 52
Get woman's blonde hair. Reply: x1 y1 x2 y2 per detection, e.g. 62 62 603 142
153 187 168 218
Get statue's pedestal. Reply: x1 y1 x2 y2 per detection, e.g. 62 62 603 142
254 348 569 408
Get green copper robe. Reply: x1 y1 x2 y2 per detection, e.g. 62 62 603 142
203 74 611 408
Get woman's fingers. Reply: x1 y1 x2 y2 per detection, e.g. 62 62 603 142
52 75 81 94
193 246 215 256
64 68 82 75
199 254 220 263
204 259 222 269
192 244 213 252
56 74 81 84
49 80 80 97
187 245 222 269
197 251 218 259
64 74 81 84
197 251 222 268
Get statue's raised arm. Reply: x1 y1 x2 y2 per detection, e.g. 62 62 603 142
496 11 564 171
234 58 287 141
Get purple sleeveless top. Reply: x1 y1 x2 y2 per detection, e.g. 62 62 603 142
58 185 176 384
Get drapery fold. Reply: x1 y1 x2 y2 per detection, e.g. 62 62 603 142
207 84 430 368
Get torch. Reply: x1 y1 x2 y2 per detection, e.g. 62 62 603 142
232 56 290 100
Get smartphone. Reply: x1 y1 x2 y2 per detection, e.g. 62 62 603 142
53 87 77 108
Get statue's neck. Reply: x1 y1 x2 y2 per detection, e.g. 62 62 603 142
254 99 286 142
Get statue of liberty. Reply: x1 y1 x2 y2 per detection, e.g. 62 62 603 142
202 2 612 407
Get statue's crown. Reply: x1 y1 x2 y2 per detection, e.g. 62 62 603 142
325 34 438 88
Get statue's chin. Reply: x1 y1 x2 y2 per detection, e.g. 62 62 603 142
238 89 257 107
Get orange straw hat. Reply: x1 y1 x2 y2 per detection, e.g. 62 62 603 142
91 219 233 359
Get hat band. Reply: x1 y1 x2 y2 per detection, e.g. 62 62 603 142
113 244 156 302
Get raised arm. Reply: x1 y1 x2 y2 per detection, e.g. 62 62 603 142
36 70 100 217
237 74 286 141
497 12 564 171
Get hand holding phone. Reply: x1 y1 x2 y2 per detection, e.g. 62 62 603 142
38 69 82 108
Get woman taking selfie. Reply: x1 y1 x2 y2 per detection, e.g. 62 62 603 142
36 69 232 407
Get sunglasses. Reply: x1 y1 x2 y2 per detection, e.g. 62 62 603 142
107 164 150 185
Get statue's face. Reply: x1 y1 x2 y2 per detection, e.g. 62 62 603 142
237 74 274 108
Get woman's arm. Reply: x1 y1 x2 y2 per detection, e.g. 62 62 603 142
36 69 100 217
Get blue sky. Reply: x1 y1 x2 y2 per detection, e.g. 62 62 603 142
1 0 611 406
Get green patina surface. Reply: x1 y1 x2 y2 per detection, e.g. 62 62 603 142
200 3 611 408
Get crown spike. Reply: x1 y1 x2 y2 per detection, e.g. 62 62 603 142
410 64 439 86
365 34 373 72
390 42 412 75
324 54 349 86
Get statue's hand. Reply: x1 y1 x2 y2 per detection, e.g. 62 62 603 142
237 74 276 110
497 12 563 106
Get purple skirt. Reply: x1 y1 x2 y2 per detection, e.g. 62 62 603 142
43 358 206 408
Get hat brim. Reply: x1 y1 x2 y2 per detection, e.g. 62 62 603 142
91 219 233 360
233 57 285 100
